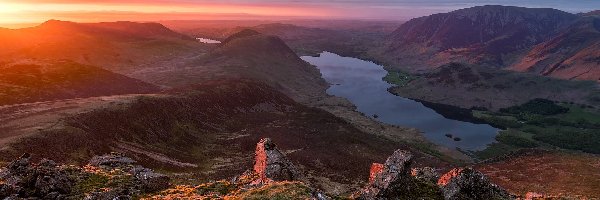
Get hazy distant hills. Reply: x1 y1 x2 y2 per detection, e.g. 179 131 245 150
0 60 159 106
0 20 203 73
383 5 600 81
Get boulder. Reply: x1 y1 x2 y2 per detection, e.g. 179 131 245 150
0 183 16 199
6 153 31 173
131 166 170 192
89 152 136 168
32 159 74 196
253 138 300 182
368 163 384 184
411 167 440 183
0 154 76 199
356 150 415 199
437 168 514 200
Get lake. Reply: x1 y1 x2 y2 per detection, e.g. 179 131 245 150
301 52 499 151
197 38 221 44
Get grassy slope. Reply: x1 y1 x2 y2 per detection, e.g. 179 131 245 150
477 151 600 198
0 80 449 195
0 61 159 106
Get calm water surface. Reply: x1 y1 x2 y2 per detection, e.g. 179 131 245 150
301 52 499 150
196 38 221 44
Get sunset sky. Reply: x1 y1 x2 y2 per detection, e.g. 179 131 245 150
1 0 599 27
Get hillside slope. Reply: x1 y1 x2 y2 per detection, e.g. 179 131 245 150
0 80 448 195
0 20 203 74
0 60 159 106
382 5 578 70
511 16 600 81
387 63 600 110
183 29 328 103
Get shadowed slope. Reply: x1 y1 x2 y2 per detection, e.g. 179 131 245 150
0 60 159 106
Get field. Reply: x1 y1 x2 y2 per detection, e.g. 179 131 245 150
473 99 600 159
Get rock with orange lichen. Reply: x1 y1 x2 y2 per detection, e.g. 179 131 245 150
438 167 513 200
355 150 443 200
368 163 384 184
253 138 300 183
0 152 171 199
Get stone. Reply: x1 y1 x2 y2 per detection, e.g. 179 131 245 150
438 168 514 200
0 183 16 199
0 155 76 199
253 138 300 182
5 153 31 176
369 163 384 184
131 166 170 192
411 167 440 183
356 150 414 199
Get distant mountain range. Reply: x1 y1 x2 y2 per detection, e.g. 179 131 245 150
0 20 201 73
383 5 600 81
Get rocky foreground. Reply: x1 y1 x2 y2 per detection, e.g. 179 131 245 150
1 138 526 199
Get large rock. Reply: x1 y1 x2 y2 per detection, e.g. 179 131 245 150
253 138 300 182
0 154 76 199
356 150 416 199
368 163 384 184
131 166 170 192
411 167 440 183
437 168 514 200
32 159 74 196
5 153 31 174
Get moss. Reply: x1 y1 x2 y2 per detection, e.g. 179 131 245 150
195 181 237 196
234 182 313 200
72 173 110 195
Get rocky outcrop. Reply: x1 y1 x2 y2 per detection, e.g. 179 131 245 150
1 140 515 200
355 150 513 200
412 167 440 183
131 166 170 192
0 153 76 199
0 152 170 199
356 150 430 199
88 153 170 193
253 138 300 183
368 163 384 184
437 168 513 200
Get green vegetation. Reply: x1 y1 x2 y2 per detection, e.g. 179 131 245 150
236 182 314 200
474 98 600 158
72 173 110 195
383 70 416 87
195 181 237 196
495 130 538 148
499 98 569 115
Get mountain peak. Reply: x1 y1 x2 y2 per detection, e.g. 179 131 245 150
221 29 261 44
